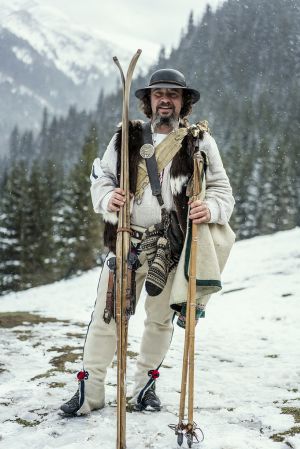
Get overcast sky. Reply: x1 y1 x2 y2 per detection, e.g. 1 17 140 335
45 0 225 62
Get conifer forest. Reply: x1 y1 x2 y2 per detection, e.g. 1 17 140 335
1 0 299 294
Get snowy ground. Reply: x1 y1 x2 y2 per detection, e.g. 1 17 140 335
0 228 299 449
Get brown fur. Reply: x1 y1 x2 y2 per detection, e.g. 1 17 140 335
103 121 205 252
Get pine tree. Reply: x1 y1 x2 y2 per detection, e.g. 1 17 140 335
59 125 104 277
19 159 58 287
0 161 30 294
53 180 76 278
96 89 104 116
46 161 67 281
20 130 34 162
232 145 258 239
256 144 278 235
9 126 21 161
157 46 167 67
268 143 298 232
187 10 194 34
39 107 49 156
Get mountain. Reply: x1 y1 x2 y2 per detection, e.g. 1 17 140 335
0 0 131 156
1 0 299 295
0 228 299 448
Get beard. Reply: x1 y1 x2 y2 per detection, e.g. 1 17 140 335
152 111 178 130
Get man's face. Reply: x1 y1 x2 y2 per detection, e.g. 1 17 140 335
150 88 183 122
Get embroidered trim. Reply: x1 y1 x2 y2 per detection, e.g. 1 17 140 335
77 370 89 381
77 370 89 408
148 369 160 379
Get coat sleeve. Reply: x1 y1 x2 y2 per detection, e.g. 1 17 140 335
90 134 119 224
201 133 235 225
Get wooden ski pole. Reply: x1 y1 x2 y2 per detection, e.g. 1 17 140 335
171 143 205 447
113 49 142 449
186 153 202 447
177 265 192 444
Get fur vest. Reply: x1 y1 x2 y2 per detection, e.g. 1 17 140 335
103 120 205 253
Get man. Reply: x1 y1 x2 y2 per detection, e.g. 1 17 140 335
60 68 235 415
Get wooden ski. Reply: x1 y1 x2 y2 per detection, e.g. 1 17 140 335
113 49 141 449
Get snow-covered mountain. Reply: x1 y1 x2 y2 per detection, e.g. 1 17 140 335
0 0 132 156
0 228 299 449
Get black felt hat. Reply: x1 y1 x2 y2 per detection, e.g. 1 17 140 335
135 68 200 104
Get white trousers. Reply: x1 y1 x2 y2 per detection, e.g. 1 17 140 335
78 252 175 414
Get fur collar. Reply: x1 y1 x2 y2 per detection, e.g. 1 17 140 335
103 120 205 252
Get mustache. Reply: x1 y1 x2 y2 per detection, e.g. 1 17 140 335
156 102 174 112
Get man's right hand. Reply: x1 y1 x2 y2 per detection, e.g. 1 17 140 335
107 188 126 212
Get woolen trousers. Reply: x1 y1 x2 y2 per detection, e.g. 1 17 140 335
77 251 175 414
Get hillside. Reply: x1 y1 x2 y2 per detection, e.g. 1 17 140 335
0 228 299 448
1 0 299 295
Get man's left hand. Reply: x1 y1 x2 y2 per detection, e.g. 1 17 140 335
188 200 211 223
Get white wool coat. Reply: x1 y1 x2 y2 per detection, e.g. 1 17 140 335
90 131 235 228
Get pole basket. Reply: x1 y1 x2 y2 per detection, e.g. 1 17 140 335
169 421 204 448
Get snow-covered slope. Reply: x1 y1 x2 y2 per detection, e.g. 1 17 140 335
0 0 132 156
0 0 130 84
0 228 299 449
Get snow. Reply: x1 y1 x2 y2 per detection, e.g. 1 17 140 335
12 46 33 64
0 0 133 84
0 73 14 85
0 227 300 449
10 83 51 108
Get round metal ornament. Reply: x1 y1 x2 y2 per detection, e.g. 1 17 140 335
140 144 155 159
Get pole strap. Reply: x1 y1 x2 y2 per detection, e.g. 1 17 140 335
141 122 164 207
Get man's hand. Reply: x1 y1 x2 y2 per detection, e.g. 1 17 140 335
189 199 211 224
107 188 126 212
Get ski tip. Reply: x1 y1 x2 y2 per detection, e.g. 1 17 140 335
137 49 142 54
113 56 118 62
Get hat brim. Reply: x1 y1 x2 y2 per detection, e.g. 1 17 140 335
135 84 200 104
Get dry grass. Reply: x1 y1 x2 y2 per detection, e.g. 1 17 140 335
0 311 68 328
270 406 300 442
